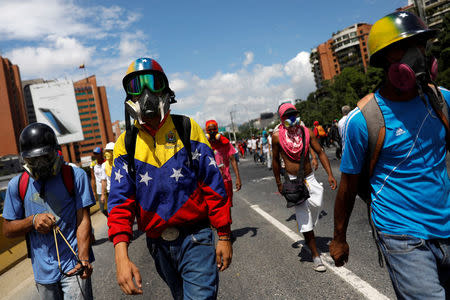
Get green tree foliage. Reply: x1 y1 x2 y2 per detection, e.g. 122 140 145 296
430 12 450 88
296 65 383 127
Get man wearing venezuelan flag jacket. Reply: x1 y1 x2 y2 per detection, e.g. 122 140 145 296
108 58 232 299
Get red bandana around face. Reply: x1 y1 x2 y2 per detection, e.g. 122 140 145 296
278 124 310 161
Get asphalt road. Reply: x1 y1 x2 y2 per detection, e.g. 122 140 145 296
3 147 397 299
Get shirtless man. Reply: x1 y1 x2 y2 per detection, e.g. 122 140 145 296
272 103 337 271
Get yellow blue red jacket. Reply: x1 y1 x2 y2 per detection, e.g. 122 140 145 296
107 115 231 245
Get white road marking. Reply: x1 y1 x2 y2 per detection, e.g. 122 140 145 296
251 176 274 183
239 196 391 300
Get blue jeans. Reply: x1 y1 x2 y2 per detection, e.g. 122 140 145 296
35 275 93 300
377 232 450 300
146 227 218 300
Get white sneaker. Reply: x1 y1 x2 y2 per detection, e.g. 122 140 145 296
313 256 326 272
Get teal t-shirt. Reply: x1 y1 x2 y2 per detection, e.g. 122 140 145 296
340 87 450 239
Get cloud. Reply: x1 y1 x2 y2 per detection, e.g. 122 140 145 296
0 0 141 41
170 51 315 127
243 51 254 67
0 0 91 40
5 36 95 78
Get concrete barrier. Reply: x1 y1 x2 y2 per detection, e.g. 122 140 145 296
0 203 101 275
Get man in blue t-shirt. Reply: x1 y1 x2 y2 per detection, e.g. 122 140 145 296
2 123 95 299
329 12 450 299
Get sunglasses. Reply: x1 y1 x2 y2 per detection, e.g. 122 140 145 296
125 72 166 95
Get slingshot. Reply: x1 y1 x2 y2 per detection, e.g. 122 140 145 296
53 225 86 277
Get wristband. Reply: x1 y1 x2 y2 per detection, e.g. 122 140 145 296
32 213 39 228
218 237 231 241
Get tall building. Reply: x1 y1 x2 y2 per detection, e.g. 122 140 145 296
310 39 338 89
403 0 449 30
310 23 372 89
70 75 114 163
0 56 27 156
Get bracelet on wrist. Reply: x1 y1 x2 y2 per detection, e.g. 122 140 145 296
218 237 231 241
32 213 39 228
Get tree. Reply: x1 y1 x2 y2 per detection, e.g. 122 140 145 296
430 12 450 87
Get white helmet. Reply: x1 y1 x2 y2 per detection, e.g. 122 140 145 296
105 142 115 151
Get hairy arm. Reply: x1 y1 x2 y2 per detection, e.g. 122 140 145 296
329 173 359 266
69 207 94 279
2 216 34 238
271 133 283 193
3 213 56 238
309 128 336 189
229 154 242 191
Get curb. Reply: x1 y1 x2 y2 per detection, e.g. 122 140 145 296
0 203 102 275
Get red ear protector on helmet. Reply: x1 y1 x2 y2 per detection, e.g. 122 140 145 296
388 47 438 91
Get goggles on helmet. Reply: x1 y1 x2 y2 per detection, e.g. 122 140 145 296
125 72 166 96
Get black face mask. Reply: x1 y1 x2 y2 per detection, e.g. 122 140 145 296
125 88 170 124
25 153 61 180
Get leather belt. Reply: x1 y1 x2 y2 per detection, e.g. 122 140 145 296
160 219 210 241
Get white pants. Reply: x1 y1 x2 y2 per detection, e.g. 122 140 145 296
288 173 324 233
264 150 272 169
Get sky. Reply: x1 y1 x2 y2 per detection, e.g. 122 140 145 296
0 0 409 128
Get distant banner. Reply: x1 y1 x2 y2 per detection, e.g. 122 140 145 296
29 80 84 144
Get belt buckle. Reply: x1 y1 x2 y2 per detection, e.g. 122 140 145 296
161 226 180 241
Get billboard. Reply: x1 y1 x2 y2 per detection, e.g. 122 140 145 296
29 80 84 144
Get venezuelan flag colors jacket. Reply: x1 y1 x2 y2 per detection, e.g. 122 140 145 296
107 115 231 245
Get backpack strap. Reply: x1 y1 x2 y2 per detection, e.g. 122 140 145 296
427 84 450 151
18 172 30 202
18 171 33 259
124 115 193 181
61 164 75 198
125 125 139 181
357 93 386 268
357 93 385 177
171 114 193 169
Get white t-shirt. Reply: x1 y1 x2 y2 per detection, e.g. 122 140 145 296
92 163 103 195
251 139 257 150
101 162 111 193
338 115 349 139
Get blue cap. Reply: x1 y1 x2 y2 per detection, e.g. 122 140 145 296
93 147 102 154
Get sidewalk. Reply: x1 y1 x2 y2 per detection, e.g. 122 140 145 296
0 210 107 299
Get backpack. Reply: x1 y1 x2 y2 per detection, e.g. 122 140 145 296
356 86 450 267
316 125 327 137
125 114 193 181
18 163 75 258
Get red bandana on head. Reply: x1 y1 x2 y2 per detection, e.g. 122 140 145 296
278 103 310 161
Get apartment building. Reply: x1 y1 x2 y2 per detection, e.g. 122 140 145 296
310 23 372 89
0 56 27 156
405 0 450 29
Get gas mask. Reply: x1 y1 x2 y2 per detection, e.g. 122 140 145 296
283 115 301 128
388 47 438 91
24 152 62 181
104 151 113 162
125 88 171 124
